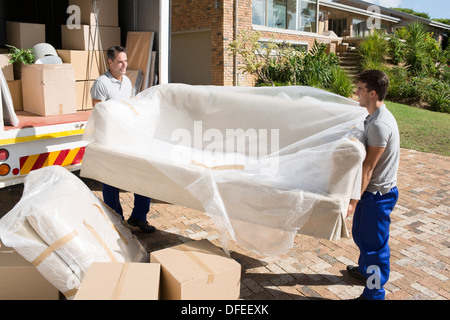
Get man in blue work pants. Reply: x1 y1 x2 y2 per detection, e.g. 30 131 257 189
91 46 155 234
347 70 400 300
102 184 152 225
352 187 398 299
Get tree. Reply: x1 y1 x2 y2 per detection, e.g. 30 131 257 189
390 7 430 19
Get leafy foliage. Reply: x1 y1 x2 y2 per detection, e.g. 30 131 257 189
358 29 388 71
390 8 430 19
229 32 353 97
6 45 34 65
359 23 450 113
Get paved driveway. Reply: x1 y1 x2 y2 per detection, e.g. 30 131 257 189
0 148 448 300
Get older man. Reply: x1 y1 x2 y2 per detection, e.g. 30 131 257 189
91 45 155 233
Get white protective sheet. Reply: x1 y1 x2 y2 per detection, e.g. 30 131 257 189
81 84 368 255
0 166 148 299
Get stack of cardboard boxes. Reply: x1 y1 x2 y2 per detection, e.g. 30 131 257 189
60 0 121 111
2 0 120 116
74 239 241 300
3 21 47 112
61 0 120 51
1 239 241 300
0 54 22 112
4 20 79 117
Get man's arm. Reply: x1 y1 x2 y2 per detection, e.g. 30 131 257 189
347 145 386 216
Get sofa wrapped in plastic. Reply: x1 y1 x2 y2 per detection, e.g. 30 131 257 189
0 166 148 299
81 84 368 255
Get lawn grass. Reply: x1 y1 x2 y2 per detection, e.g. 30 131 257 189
386 101 450 157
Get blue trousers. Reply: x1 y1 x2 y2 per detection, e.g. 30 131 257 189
352 186 398 300
102 184 151 222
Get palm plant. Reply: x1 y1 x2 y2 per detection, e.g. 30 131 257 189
404 22 429 75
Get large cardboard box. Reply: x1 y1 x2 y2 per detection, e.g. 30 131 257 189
61 25 120 51
150 240 241 300
0 242 59 300
21 64 77 116
6 21 45 49
69 0 119 27
7 80 23 111
57 50 106 81
76 80 94 110
0 54 14 81
74 262 160 300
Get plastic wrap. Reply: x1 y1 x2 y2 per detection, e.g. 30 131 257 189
0 166 148 299
81 84 367 255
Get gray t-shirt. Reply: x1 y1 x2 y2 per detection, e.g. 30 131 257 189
90 70 132 101
362 104 400 194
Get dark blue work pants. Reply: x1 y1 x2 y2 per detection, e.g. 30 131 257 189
102 183 151 222
352 186 398 300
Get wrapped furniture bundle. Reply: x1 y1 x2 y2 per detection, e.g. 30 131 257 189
0 166 148 299
81 84 368 255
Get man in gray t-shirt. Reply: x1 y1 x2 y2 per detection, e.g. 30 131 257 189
91 69 132 102
346 70 400 300
90 46 155 234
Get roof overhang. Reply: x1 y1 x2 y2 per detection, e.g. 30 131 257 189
429 20 450 31
320 0 401 23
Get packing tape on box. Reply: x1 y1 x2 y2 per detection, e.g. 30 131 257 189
111 263 131 300
32 230 79 267
179 244 215 284
190 160 245 171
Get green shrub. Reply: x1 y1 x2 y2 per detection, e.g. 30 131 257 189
388 35 405 65
231 33 354 97
360 23 450 113
424 80 450 113
358 30 388 71
328 66 355 98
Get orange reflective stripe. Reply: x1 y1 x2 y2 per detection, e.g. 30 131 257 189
21 154 40 175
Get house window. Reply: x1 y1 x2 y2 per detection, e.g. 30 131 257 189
252 0 318 33
328 18 347 37
352 18 370 37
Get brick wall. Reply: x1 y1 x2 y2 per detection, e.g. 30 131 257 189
172 0 343 87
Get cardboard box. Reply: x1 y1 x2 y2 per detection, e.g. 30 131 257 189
61 25 120 51
6 21 45 49
21 64 77 116
57 50 105 81
74 262 160 300
7 80 23 111
69 0 119 27
0 242 59 300
0 54 14 81
150 240 241 300
76 80 94 110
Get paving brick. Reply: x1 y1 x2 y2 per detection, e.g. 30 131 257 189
0 148 448 300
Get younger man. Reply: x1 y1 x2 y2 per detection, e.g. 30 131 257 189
347 70 400 300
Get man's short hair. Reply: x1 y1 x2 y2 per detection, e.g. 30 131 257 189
356 70 389 101
107 45 127 62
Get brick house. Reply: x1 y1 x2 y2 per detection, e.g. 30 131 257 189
171 0 450 87
171 0 344 86
325 0 450 43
